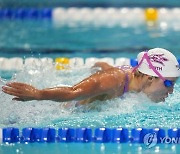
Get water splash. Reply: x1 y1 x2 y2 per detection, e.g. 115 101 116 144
0 62 180 128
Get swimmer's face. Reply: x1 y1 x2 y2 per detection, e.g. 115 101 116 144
143 77 178 103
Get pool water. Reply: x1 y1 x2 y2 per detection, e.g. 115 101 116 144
0 19 180 58
1 142 180 154
0 10 180 153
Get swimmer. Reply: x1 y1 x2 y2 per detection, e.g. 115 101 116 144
2 48 180 104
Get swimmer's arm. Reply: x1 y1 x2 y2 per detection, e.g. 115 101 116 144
93 62 114 71
2 69 121 102
39 69 120 102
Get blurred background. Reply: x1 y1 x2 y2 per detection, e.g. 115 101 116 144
0 0 180 7
0 0 179 59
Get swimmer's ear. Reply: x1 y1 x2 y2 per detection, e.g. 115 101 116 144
144 76 154 87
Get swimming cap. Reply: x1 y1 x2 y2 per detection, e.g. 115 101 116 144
137 48 180 77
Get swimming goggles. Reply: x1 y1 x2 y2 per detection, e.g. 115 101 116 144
132 52 174 88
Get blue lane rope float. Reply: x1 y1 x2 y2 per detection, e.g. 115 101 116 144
130 59 138 67
112 128 129 143
94 128 112 143
75 128 92 142
1 127 180 144
0 8 52 19
21 127 56 143
2 127 19 143
130 128 149 143
58 128 75 142
149 128 166 144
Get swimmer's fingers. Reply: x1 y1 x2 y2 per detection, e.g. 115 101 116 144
3 89 30 101
3 82 39 101
2 86 29 98
2 88 22 97
2 86 23 95
5 82 36 93
6 82 29 89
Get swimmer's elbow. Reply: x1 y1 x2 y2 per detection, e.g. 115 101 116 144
65 88 80 101
70 87 87 101
71 86 103 101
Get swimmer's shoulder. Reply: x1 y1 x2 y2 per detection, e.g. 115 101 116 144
100 67 127 81
96 65 132 78
111 65 133 81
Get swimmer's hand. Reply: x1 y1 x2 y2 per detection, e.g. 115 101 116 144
2 82 41 101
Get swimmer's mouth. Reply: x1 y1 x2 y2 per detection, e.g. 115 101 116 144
161 95 168 101
165 94 169 98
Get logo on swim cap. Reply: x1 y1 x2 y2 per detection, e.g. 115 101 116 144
136 48 180 77
149 54 168 66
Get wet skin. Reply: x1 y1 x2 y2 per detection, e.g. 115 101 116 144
2 67 128 102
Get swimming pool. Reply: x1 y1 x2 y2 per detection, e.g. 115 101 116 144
0 6 180 154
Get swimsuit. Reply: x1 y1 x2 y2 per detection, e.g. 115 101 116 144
123 72 129 94
116 65 131 94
